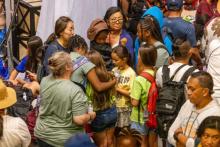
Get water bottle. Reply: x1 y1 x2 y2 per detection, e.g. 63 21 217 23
114 70 120 81
88 101 93 124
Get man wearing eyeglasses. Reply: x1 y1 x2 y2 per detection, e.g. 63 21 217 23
168 71 220 147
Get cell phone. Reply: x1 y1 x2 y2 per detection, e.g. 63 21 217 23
26 70 32 75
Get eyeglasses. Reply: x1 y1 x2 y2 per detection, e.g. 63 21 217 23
109 18 123 23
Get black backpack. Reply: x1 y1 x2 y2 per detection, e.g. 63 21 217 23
156 64 196 139
3 81 34 121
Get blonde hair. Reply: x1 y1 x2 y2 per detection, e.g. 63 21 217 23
48 51 72 78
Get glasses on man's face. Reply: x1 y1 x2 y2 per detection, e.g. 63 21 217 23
110 18 123 24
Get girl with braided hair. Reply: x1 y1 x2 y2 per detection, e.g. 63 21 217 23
68 35 116 92
137 15 169 69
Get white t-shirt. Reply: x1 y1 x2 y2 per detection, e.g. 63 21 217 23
168 100 220 147
0 115 31 147
156 62 198 88
206 39 220 102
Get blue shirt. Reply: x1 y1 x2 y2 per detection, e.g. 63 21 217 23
0 58 9 79
163 17 197 47
120 29 134 62
15 56 28 72
43 40 69 74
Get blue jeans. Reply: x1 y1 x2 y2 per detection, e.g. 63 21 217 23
91 106 117 132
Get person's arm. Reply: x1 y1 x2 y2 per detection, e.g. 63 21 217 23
131 98 139 107
174 130 195 147
73 112 96 126
9 69 18 80
168 101 189 146
71 89 96 125
116 87 130 97
130 77 142 107
87 68 116 92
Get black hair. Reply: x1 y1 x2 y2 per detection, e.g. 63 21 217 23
190 71 214 94
197 116 220 138
104 6 127 29
68 35 88 52
139 15 164 44
25 36 43 73
112 45 133 67
172 38 191 59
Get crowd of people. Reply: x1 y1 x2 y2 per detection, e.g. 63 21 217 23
1 0 220 147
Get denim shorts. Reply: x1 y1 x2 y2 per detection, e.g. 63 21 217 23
130 121 149 135
91 106 117 132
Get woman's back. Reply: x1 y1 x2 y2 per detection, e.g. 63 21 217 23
35 75 88 146
0 115 31 147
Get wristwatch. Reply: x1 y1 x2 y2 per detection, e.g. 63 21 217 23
174 131 182 141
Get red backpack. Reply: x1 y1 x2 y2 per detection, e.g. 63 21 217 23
140 72 158 129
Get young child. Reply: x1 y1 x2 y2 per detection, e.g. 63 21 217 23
111 45 136 131
137 15 169 69
86 50 117 147
9 36 43 85
130 44 157 147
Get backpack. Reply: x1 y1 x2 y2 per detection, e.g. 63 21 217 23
37 42 60 82
139 72 158 129
156 64 196 139
3 81 34 121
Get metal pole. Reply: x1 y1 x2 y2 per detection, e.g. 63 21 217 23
4 0 14 73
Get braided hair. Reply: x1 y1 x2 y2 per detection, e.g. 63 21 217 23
117 127 142 147
139 15 164 44
68 34 88 52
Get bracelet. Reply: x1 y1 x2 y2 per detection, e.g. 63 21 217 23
174 132 182 141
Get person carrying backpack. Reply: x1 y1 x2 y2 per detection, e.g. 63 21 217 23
155 39 198 142
130 44 157 147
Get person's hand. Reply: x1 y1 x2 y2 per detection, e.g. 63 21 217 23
16 78 27 85
175 127 183 134
27 72 37 81
9 79 18 85
88 111 96 121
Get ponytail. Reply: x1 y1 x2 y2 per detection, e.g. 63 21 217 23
44 33 57 45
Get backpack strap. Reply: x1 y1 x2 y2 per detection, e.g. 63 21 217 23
162 65 170 84
180 66 196 82
155 44 167 51
73 81 86 93
140 72 155 83
169 64 187 81
137 71 155 124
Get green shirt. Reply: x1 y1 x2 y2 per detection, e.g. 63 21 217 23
130 69 154 124
70 52 95 84
34 75 88 147
86 82 115 111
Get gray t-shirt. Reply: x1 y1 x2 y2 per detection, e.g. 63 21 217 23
34 75 88 146
154 41 169 68
70 52 95 84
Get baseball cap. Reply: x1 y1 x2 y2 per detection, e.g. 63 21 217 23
64 133 96 147
167 0 183 11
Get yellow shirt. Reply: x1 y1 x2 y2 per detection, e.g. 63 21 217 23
112 67 136 108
